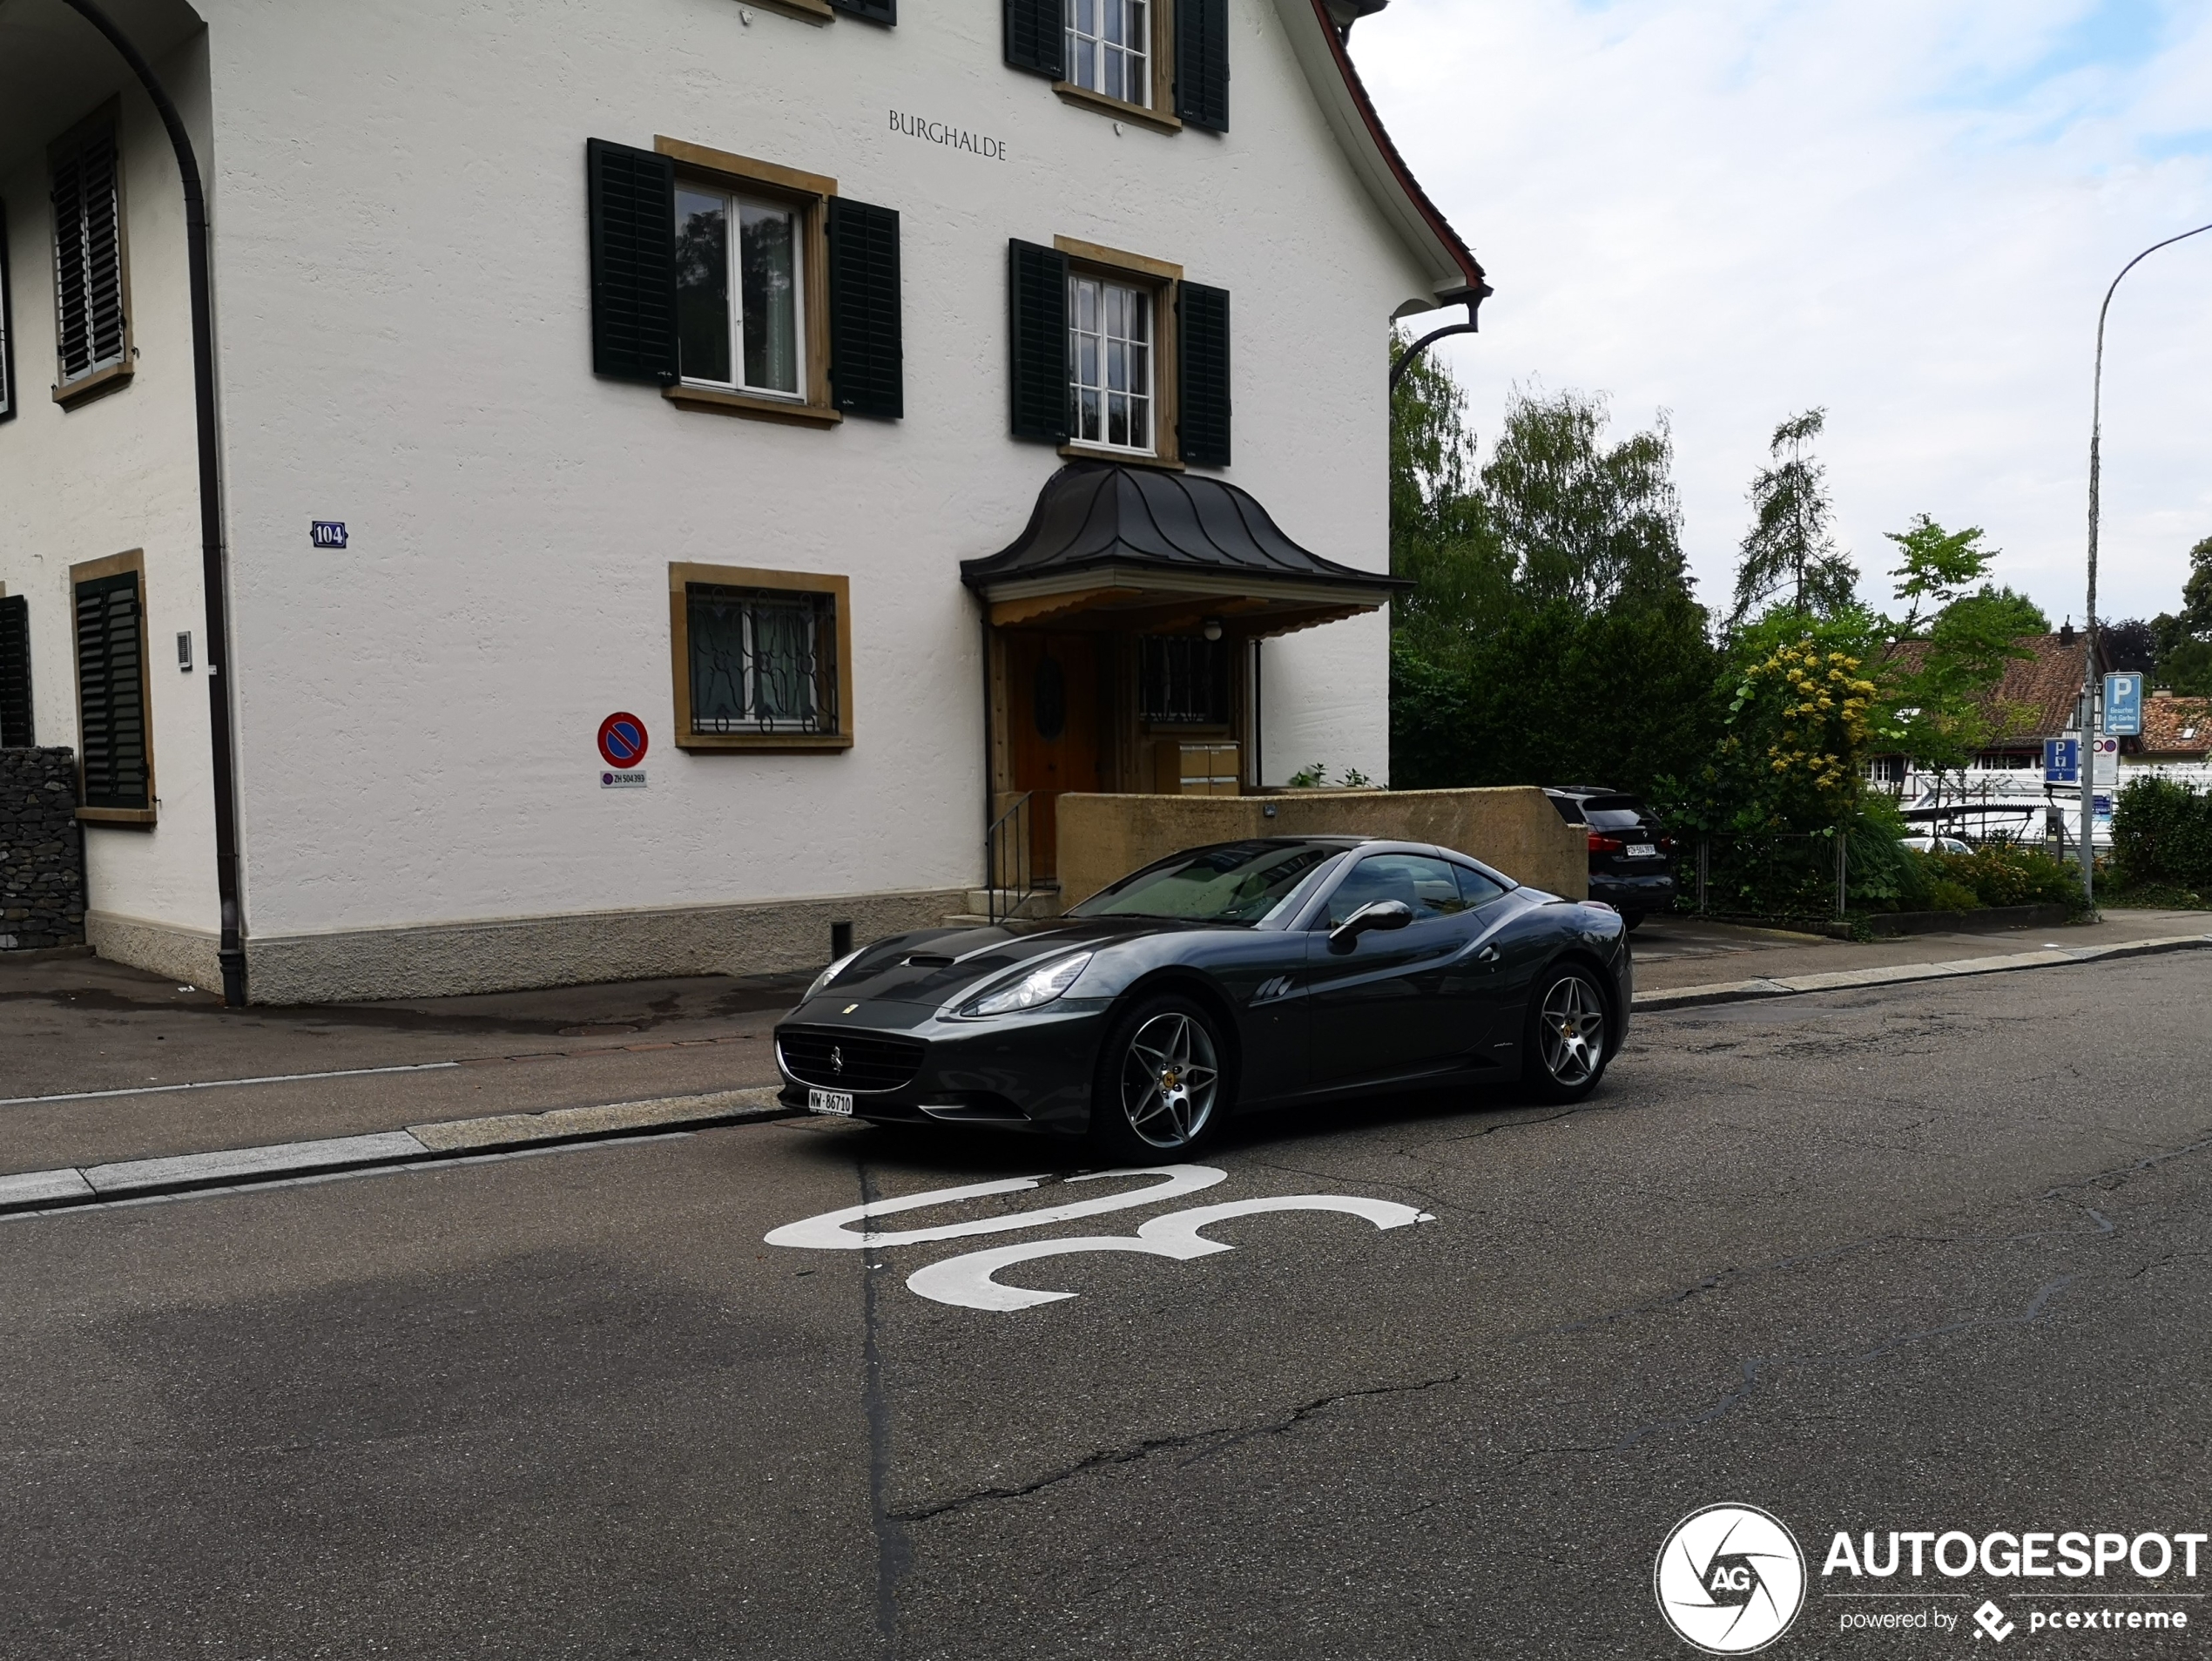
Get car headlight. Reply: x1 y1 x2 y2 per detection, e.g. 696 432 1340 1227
804 949 864 1004
961 951 1094 1016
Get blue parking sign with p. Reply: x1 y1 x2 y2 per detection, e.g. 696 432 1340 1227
2104 672 2144 738
2044 738 2079 783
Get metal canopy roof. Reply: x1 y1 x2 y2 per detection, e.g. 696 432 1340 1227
961 463 1408 609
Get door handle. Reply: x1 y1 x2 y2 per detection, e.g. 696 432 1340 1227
1476 945 1501 965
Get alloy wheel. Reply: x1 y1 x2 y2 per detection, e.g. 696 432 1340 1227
1539 975 1606 1087
1119 1011 1220 1150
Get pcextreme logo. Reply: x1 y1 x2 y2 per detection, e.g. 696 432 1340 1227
1656 1504 1809 1654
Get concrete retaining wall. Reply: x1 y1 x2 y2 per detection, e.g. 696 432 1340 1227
1055 787 1588 910
1 748 86 951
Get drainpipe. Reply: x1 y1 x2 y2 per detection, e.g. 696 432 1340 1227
55 0 248 1005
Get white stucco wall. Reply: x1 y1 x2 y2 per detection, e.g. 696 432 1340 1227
0 31 219 942
10 0 1438 964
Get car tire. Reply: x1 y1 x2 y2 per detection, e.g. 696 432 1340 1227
1622 910 1647 932
1089 993 1229 1163
1520 962 1612 1104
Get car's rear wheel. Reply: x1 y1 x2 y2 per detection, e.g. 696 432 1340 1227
1622 910 1647 932
1089 995 1226 1161
1521 963 1611 1104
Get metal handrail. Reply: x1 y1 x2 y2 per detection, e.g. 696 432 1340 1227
985 792 1035 926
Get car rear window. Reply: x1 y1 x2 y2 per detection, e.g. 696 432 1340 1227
1584 808 1648 831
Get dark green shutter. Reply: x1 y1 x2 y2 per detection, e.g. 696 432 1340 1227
1175 0 1231 131
1004 0 1063 78
51 127 127 383
1177 282 1231 468
1008 240 1069 443
0 595 31 747
828 0 895 19
827 198 903 420
587 138 678 385
73 572 148 810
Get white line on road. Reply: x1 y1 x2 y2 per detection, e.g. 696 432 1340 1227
0 1061 462 1109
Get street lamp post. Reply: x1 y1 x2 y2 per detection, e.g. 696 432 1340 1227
2080 220 2212 915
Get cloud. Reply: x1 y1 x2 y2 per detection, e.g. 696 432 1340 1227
1353 0 2212 625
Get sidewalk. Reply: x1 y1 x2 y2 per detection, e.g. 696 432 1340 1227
1629 906 2209 991
3 909 2206 1214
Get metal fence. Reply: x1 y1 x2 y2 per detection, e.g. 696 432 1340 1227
1692 831 1849 921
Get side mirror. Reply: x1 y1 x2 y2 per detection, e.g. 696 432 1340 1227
1328 899 1415 949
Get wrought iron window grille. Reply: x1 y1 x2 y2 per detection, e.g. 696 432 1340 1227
686 583 840 736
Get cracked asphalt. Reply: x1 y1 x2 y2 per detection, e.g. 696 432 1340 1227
2 955 2208 1658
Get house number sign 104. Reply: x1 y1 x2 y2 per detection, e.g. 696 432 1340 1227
310 521 347 550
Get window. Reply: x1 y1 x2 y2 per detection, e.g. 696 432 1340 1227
1068 0 1150 107
0 199 17 424
677 186 804 399
0 593 32 746
1321 854 1474 928
1140 635 1227 724
1069 273 1151 452
587 138 902 426
1003 0 1230 132
668 564 854 752
70 551 154 822
1008 238 1230 466
50 109 132 406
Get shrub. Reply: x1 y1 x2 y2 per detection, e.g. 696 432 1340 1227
2112 777 2212 888
1924 844 2079 910
1925 878 1979 912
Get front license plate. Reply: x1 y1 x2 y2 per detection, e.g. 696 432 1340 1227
1626 843 1658 858
808 1088 855 1117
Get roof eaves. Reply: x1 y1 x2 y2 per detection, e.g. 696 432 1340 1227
1273 0 1486 305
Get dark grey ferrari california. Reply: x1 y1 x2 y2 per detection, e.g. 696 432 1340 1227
772 836 1630 1160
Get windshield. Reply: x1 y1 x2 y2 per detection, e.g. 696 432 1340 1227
1070 841 1341 925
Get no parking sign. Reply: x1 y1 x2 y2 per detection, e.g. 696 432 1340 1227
597 712 649 768
597 712 649 787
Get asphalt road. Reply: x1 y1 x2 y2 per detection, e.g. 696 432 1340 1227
3 955 2208 1658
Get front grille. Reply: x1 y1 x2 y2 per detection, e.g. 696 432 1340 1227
777 1028 927 1094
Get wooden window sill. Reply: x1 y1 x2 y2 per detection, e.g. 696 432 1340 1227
78 805 156 827
54 361 133 410
666 384 843 428
676 732 855 753
1060 442 1184 471
1053 83 1182 133
747 0 834 23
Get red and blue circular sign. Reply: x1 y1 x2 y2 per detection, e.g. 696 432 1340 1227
597 712 649 768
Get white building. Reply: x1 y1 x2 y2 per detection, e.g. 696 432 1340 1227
0 0 1482 1003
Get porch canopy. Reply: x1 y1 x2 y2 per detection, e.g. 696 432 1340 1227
961 462 1407 635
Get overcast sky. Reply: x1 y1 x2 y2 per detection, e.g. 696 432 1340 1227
1351 0 2212 628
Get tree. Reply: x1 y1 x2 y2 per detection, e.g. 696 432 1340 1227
1386 342 1717 795
2150 536 2212 695
1730 408 1860 625
1876 517 2035 776
2099 618 2157 675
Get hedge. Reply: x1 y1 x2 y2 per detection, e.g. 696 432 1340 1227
2112 777 2212 889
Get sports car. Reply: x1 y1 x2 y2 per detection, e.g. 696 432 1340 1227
772 836 1630 1159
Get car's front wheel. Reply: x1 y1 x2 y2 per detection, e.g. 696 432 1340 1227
1521 963 1612 1104
1089 995 1227 1161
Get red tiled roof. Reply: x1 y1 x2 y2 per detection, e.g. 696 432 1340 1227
1881 632 2099 749
2139 694 2212 758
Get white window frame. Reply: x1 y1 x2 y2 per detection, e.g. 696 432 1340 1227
1068 272 1156 456
1066 0 1152 110
673 184 807 402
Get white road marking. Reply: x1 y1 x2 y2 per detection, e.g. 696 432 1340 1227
762 1165 1229 1251
903 1194 1433 1312
0 1061 462 1109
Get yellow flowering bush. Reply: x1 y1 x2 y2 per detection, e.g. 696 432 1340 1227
1738 643 1877 823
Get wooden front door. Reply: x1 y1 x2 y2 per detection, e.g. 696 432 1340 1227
1006 631 1103 881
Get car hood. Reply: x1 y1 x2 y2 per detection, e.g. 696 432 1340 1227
813 917 1206 1009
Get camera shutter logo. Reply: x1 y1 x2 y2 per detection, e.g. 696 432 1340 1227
1655 1504 1806 1654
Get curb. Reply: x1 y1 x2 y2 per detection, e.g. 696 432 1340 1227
1635 932 2212 1013
0 1086 798 1219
